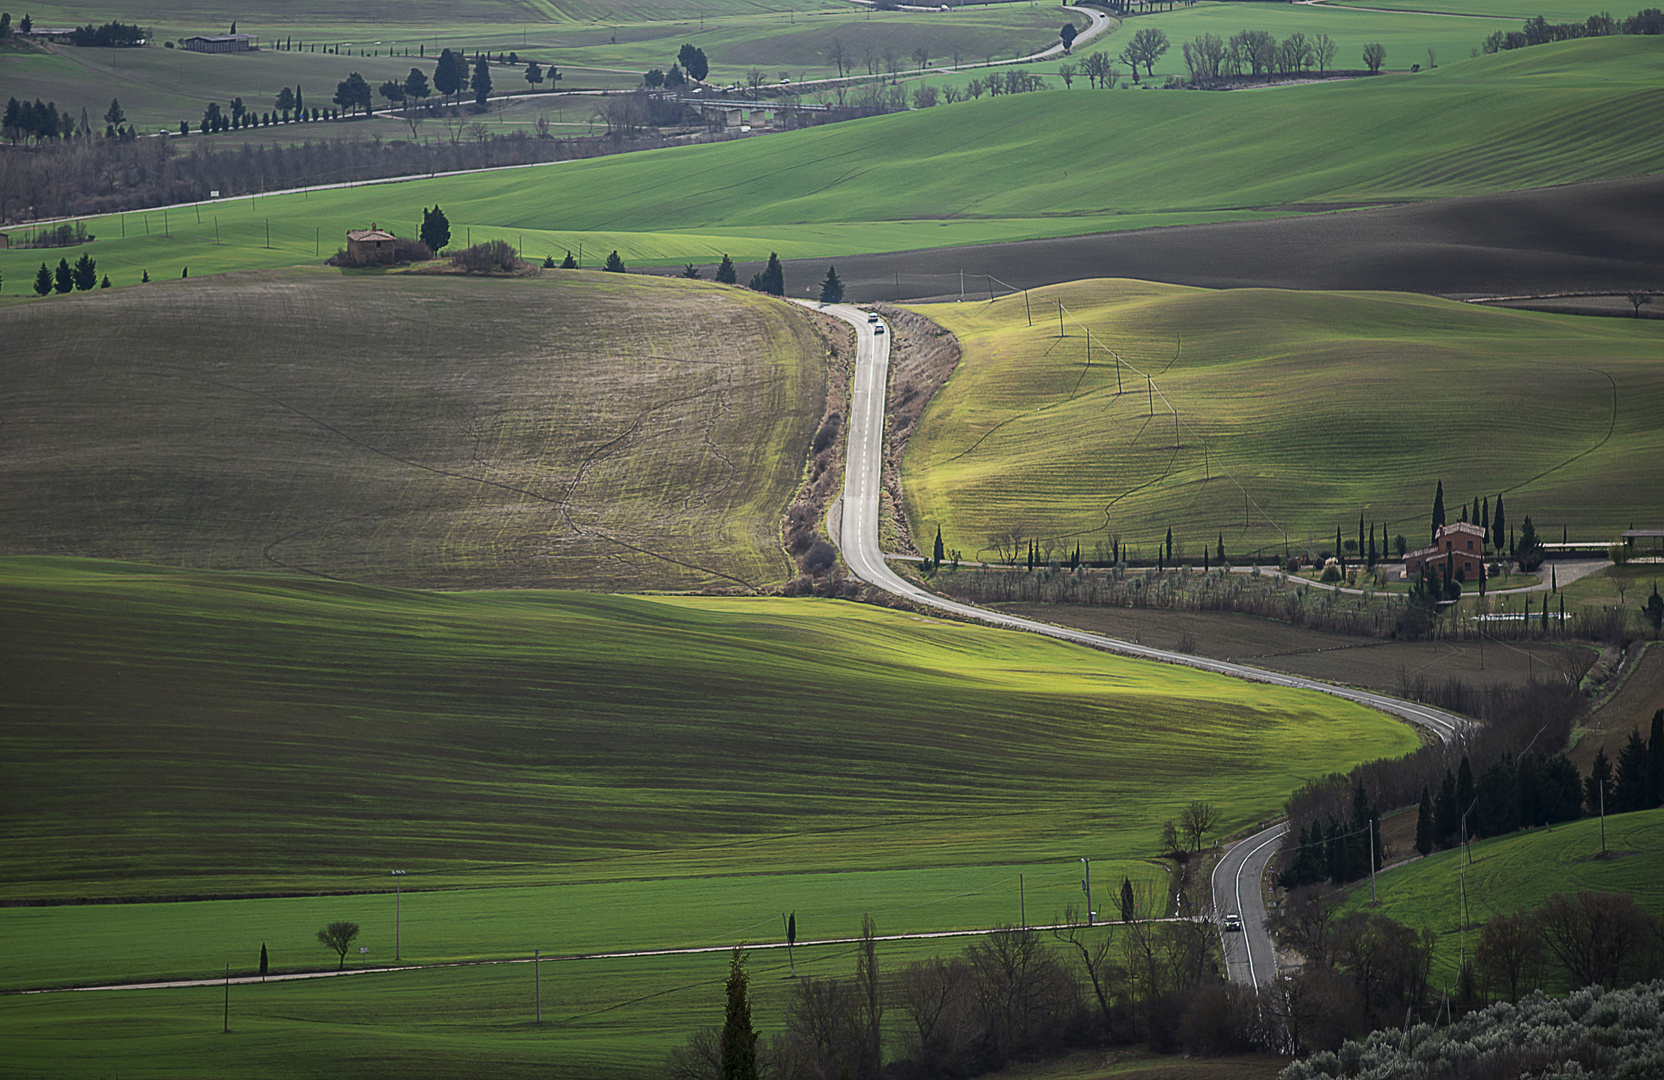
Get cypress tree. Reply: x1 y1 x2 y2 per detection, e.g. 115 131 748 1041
1482 495 1491 548
1615 728 1649 813
718 949 757 1080
1435 768 1458 848
1217 533 1225 563
259 943 269 978
1368 523 1378 568
714 253 737 284
560 250 576 269
1415 786 1433 857
1119 876 1135 922
1337 526 1345 573
1584 746 1612 818
1432 480 1446 541
1492 496 1506 554
817 264 843 304
1165 527 1173 564
1649 708 1664 809
34 262 52 296
54 257 73 294
933 526 944 567
603 250 626 273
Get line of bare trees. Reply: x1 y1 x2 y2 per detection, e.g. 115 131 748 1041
0 124 723 225
668 887 1291 1080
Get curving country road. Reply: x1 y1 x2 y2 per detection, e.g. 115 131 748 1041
798 300 1467 745
799 299 1470 988
1211 822 1290 989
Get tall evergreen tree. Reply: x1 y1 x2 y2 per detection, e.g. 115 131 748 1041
1471 496 1480 527
1119 876 1135 922
1482 495 1491 548
471 55 493 105
259 943 269 978
1368 523 1378 568
933 526 944 567
1432 480 1446 541
1615 728 1649 813
1435 768 1458 848
559 250 576 269
1536 754 1584 825
1649 708 1664 809
71 251 96 291
53 257 72 294
1415 786 1434 857
817 264 843 304
1492 496 1506 554
1165 527 1173 563
33 262 52 296
603 250 626 273
420 204 450 253
1585 746 1613 818
759 252 784 296
714 253 737 284
718 949 757 1080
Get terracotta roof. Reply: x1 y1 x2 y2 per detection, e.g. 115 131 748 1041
346 228 396 242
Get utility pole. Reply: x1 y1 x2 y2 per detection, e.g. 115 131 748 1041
1023 289 1031 325
223 964 230 1033
1019 874 1025 929
1368 820 1377 902
1057 298 1064 338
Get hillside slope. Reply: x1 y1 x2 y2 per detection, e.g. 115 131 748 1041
0 270 823 590
901 281 1664 561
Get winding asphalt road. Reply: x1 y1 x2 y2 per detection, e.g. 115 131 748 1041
799 300 1467 745
799 300 1470 987
1210 822 1290 989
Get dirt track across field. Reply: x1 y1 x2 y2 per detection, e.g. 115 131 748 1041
692 174 1664 303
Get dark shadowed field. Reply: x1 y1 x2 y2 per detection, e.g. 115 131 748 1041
677 175 1663 304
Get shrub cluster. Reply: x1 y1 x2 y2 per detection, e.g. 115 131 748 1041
448 239 519 273
1283 977 1664 1080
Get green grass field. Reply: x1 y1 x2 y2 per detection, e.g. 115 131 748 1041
0 5 1083 131
1340 806 1664 987
5 36 1659 284
0 931 1287 1080
0 557 1420 903
0 270 822 591
897 280 1664 564
1072 0 1558 82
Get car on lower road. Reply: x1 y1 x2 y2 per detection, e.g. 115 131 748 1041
1223 913 1242 932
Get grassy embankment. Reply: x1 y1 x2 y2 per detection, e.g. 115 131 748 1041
899 280 1664 564
0 271 822 591
3 36 1660 287
1340 806 1664 988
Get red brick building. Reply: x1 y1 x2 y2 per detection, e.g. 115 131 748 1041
1404 522 1487 581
